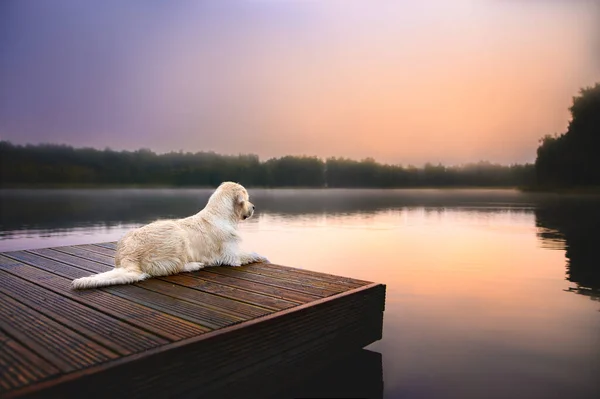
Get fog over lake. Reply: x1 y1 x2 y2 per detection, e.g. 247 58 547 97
1 188 599 398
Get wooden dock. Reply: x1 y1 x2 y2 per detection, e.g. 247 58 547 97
0 242 386 398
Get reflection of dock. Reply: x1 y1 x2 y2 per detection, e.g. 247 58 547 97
264 349 384 399
0 242 386 398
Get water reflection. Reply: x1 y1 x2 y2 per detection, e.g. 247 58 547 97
0 188 536 252
2 188 599 302
0 188 538 231
267 349 383 399
2 188 600 398
535 197 600 301
188 349 383 399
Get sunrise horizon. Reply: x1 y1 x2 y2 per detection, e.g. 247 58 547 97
1 138 539 168
1 0 599 166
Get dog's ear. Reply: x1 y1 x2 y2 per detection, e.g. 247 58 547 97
234 191 245 205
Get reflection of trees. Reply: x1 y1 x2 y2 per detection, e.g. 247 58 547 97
535 198 600 301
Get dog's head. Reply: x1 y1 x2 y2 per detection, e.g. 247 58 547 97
209 182 255 221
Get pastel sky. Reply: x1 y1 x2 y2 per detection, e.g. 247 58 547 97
0 0 598 165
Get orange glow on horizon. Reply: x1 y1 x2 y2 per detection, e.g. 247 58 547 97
2 0 598 165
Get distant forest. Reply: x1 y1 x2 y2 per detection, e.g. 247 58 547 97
6 82 597 189
0 141 534 188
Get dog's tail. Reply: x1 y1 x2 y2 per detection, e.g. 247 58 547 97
72 268 149 290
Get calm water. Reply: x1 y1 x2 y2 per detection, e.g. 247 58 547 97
1 188 599 398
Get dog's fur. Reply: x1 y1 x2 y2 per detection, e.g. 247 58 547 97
72 182 268 289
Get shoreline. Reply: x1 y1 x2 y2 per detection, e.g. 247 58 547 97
0 184 521 190
519 186 600 195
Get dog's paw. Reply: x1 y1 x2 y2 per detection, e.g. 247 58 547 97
226 259 242 267
252 253 270 264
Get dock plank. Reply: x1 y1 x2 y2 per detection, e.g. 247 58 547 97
138 279 271 319
95 242 117 250
160 273 298 311
52 245 115 266
47 244 322 304
42 247 278 319
0 242 385 399
0 294 118 373
0 329 60 395
79 244 118 257
94 241 370 287
8 251 240 330
206 267 340 297
236 263 361 291
105 284 241 329
88 242 366 289
0 271 168 355
249 262 371 287
0 255 207 341
85 241 358 294
193 270 320 303
30 248 108 273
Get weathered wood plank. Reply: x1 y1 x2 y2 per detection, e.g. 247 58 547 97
0 255 207 341
0 329 60 395
138 279 271 319
207 267 340 297
159 274 298 311
45 247 279 319
50 246 114 267
7 251 240 330
72 242 361 298
94 242 370 288
105 284 243 329
8 283 385 399
237 263 361 292
41 245 321 305
193 270 320 304
0 271 168 355
247 262 371 287
90 242 366 289
0 294 118 373
95 242 117 250
30 248 108 273
0 243 384 399
5 251 92 279
79 244 117 257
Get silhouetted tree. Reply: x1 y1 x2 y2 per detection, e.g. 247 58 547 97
536 83 600 187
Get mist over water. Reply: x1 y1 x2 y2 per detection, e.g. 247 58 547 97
2 0 600 396
1 188 598 398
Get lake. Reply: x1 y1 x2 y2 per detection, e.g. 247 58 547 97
1 188 599 398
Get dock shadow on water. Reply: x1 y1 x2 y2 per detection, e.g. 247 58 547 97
184 349 383 399
266 349 383 399
535 197 600 302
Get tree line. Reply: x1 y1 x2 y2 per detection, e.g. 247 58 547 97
2 82 597 189
0 141 534 188
535 83 600 188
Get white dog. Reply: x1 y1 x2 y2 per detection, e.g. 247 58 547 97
72 182 268 289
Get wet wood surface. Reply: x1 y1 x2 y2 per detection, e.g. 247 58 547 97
0 242 385 398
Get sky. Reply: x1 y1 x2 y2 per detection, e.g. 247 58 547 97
0 0 598 165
